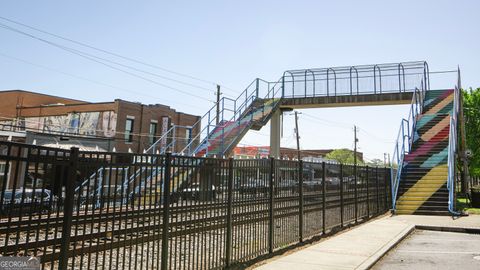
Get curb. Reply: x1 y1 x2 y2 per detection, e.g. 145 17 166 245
356 224 415 270
415 225 480 234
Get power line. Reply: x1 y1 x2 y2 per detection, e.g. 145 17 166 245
358 128 395 144
0 23 218 102
0 16 240 96
0 51 207 111
301 112 352 129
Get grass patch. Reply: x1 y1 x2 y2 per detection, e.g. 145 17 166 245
457 197 480 214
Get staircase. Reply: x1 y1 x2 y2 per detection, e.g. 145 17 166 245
194 98 280 156
395 89 454 215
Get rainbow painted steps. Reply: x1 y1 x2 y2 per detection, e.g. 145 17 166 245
195 98 280 156
395 89 453 215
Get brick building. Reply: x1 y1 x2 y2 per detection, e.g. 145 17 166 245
0 90 200 153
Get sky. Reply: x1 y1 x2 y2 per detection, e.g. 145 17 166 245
0 1 479 162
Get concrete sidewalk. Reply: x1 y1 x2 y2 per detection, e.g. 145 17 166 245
253 214 480 270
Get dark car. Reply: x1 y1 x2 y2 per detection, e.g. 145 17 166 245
239 179 268 195
1 189 56 215
303 179 322 192
275 179 298 194
180 183 217 201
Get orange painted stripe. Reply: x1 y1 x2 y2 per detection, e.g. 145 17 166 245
425 94 453 114
421 116 450 141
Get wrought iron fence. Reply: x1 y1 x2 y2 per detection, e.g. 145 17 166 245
471 176 480 188
0 141 391 269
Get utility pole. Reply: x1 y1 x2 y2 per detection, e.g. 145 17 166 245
384 153 387 166
294 111 301 161
354 125 358 165
216 84 221 125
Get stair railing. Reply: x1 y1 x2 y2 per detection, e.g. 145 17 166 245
390 87 425 210
219 78 285 156
180 78 261 156
447 86 460 215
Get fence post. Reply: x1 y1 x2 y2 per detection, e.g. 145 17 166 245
322 162 326 235
268 157 275 253
340 164 344 228
366 166 370 218
59 147 79 270
384 167 388 211
225 158 234 267
299 160 304 243
376 166 380 215
161 153 172 270
354 163 358 223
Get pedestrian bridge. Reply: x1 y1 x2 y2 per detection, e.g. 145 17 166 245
151 61 430 158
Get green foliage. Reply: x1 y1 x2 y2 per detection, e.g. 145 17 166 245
456 197 480 214
463 88 480 176
325 148 364 164
367 158 384 167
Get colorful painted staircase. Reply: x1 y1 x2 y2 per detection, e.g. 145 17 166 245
395 89 454 215
194 98 280 156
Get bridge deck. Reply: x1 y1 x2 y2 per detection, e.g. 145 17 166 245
279 92 414 109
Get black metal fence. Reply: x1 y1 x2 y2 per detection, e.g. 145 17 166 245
471 176 480 188
0 141 391 269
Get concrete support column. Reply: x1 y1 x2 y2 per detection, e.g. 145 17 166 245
270 110 281 158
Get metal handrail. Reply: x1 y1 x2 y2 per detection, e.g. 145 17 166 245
447 86 460 215
390 87 425 210
219 78 284 156
180 79 260 156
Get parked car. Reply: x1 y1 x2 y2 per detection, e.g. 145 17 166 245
275 179 298 194
180 183 217 201
1 189 56 215
239 179 268 195
326 177 340 188
303 179 322 191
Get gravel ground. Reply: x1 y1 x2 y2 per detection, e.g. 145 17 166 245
1 191 388 270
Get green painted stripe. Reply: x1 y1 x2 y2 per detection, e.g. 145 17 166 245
416 115 436 129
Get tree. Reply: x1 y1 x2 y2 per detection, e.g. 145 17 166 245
325 148 364 164
367 158 384 167
464 88 480 176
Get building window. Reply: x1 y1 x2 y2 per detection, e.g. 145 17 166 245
125 118 134 143
149 121 158 145
0 162 5 177
185 128 192 144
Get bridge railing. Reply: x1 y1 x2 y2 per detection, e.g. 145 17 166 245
283 61 429 98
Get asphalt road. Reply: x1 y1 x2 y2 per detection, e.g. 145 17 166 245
372 230 480 270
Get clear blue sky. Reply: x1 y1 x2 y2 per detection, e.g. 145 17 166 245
0 1 479 161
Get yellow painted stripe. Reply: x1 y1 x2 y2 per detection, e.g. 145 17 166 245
420 116 450 141
424 94 453 114
396 209 416 214
396 164 448 213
